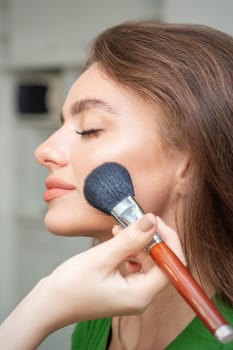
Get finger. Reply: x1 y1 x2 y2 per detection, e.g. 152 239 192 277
136 250 155 273
125 250 154 274
98 213 157 270
122 264 169 311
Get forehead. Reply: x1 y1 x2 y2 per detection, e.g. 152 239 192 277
63 64 159 119
65 64 129 104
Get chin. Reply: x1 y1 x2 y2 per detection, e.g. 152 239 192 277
44 208 115 239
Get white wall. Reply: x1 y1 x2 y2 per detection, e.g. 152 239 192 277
0 1 233 349
8 0 161 68
0 0 16 316
162 0 233 35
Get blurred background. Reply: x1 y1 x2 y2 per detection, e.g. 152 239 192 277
0 0 232 348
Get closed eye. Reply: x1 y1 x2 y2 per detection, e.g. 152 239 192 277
75 128 102 138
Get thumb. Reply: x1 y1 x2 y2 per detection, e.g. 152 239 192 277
102 213 157 269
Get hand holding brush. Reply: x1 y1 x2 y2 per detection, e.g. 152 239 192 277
84 162 233 344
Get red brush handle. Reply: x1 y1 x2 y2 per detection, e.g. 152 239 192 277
149 239 227 334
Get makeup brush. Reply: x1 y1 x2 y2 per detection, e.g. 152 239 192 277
84 162 233 344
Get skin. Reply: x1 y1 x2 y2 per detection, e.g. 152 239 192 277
0 64 191 350
34 63 192 349
35 63 187 241
0 214 186 350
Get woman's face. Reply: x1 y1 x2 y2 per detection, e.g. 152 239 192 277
35 64 181 240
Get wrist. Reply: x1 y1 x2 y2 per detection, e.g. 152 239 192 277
0 277 59 350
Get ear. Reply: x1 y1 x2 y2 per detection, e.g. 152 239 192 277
174 153 191 196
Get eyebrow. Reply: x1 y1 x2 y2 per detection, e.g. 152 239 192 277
71 98 117 115
60 98 117 124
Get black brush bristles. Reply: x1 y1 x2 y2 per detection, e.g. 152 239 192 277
84 162 135 214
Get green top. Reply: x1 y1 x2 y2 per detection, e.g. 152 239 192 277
71 295 233 349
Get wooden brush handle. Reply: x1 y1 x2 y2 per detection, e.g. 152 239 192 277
149 238 227 334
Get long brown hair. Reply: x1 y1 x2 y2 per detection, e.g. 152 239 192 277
86 22 233 305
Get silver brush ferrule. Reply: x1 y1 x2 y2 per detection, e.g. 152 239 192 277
145 232 163 252
111 196 144 227
111 196 163 250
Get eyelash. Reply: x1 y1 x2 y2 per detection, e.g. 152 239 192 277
75 128 102 138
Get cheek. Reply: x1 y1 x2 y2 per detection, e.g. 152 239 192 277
66 133 174 234
71 139 156 205
134 178 171 215
70 143 114 182
124 158 175 217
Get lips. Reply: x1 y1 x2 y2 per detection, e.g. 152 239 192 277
44 177 76 202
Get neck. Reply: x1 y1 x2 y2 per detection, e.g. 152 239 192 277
110 282 215 350
139 284 195 345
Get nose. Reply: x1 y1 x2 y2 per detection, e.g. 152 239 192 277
34 129 68 170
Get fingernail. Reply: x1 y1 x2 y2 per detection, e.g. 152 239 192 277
138 215 156 232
